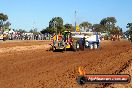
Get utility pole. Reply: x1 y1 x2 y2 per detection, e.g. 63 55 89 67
75 10 77 32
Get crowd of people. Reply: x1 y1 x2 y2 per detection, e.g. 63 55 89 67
3 32 51 41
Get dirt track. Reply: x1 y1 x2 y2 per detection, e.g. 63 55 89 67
0 40 132 88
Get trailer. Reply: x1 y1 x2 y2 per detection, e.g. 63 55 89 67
84 32 100 49
72 32 100 49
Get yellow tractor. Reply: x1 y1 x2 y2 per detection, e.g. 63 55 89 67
51 31 85 52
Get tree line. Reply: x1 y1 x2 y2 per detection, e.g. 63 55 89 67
41 16 124 35
0 13 11 32
126 23 132 36
0 12 132 36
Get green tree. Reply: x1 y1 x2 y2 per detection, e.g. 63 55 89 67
110 27 120 35
79 21 92 31
29 29 34 33
0 13 8 25
126 29 132 35
4 21 11 26
29 28 39 34
126 23 132 35
100 17 117 32
41 27 54 34
3 21 11 31
18 29 27 33
0 13 8 32
117 26 123 35
92 24 103 32
41 28 47 34
64 23 74 31
49 17 64 33
126 23 132 30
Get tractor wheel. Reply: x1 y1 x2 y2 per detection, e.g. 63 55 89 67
76 43 80 50
79 44 85 51
52 46 56 52
85 41 89 48
72 42 77 51
72 42 78 51
89 44 94 50
94 43 98 49
64 47 66 51
3 37 6 41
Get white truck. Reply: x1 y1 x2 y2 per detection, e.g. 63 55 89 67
71 32 100 49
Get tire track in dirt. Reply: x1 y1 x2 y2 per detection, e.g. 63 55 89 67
0 40 132 88
25 41 132 88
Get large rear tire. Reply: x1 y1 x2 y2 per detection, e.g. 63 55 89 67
89 44 94 50
72 41 80 51
85 41 89 48
76 43 80 50
94 43 98 49
52 46 56 52
3 37 6 41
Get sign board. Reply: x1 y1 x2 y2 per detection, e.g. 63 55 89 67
76 25 80 32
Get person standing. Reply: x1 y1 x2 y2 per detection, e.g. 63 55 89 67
53 33 57 45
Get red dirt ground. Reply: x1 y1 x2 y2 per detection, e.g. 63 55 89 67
0 40 132 88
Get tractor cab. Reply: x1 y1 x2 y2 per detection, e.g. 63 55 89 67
51 31 72 51
52 31 73 51
52 32 64 51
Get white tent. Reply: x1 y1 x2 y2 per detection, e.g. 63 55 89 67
9 29 15 34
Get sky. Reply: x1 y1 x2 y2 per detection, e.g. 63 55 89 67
0 0 132 32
